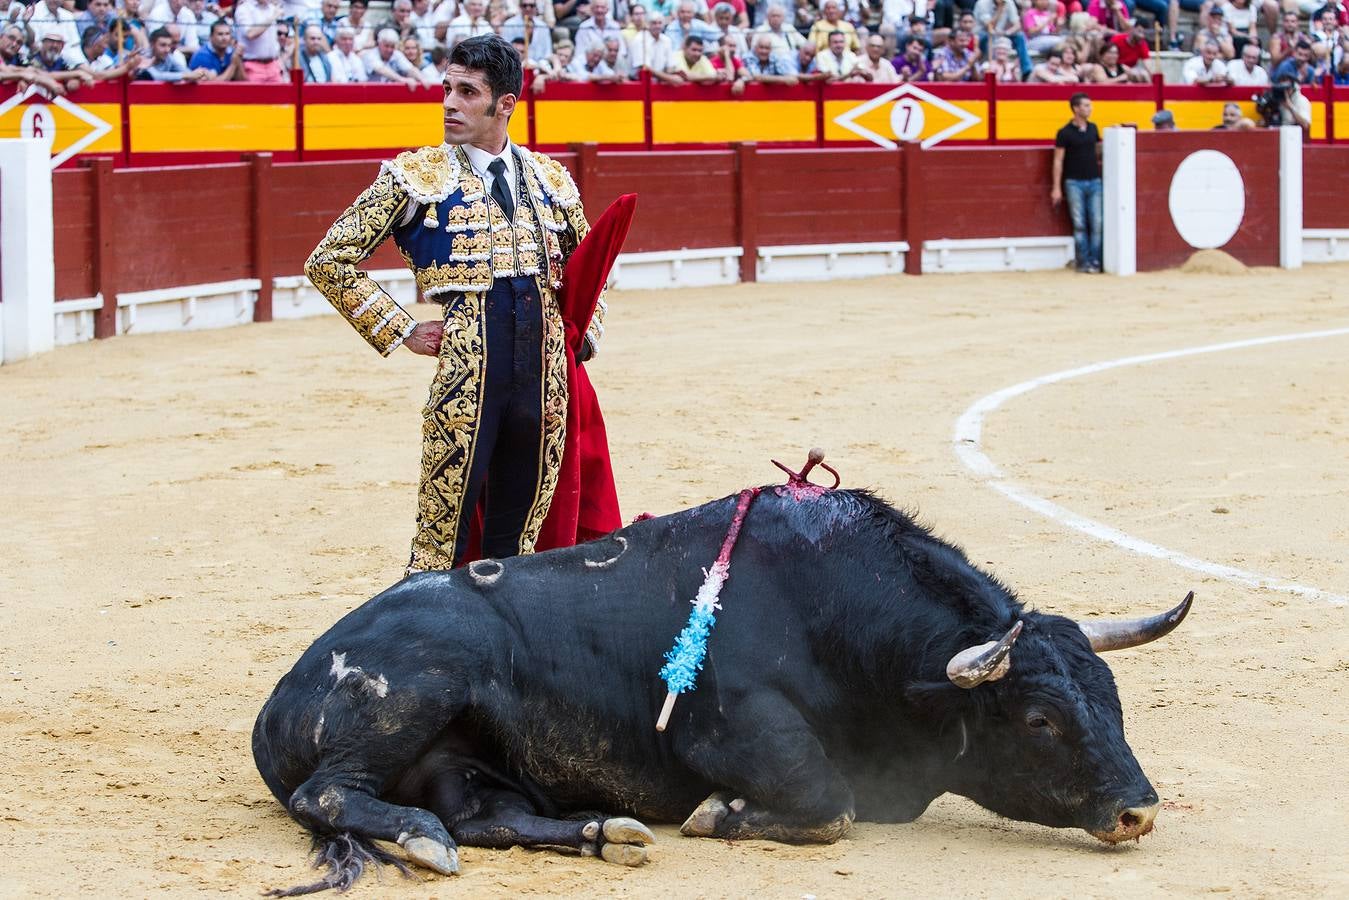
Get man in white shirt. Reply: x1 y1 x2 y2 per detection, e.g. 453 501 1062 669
338 0 377 50
1181 41 1231 85
1227 41 1270 86
27 0 85 65
361 26 423 85
752 2 805 57
147 0 200 52
814 28 858 79
327 25 369 81
850 33 900 82
442 0 493 48
299 24 335 80
234 0 286 82
576 0 626 57
628 9 674 73
501 0 554 63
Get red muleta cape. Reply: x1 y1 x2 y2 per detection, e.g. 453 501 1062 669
463 193 636 562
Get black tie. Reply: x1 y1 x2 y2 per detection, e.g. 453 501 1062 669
488 158 514 221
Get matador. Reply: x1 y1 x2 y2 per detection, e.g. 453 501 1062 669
305 35 608 572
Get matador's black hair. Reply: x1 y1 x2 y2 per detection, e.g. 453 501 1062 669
450 34 523 110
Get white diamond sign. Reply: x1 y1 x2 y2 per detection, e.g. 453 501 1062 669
832 83 981 150
0 84 113 169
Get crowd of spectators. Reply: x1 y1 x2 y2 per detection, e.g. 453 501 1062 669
1 0 1346 95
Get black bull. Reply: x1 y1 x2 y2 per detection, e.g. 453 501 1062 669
253 487 1191 893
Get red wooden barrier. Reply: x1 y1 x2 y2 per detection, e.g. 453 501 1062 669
1303 145 1349 229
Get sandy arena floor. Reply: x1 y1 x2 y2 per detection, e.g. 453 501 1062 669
2 264 1347 898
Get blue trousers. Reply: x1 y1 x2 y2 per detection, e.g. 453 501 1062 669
451 276 547 565
1064 178 1103 270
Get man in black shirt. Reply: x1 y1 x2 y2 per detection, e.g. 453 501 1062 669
1052 92 1103 273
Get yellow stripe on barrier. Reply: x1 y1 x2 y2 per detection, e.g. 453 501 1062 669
305 101 440 151
131 103 295 152
995 99 1155 140
0 100 121 155
654 100 815 143
535 100 644 144
821 99 988 144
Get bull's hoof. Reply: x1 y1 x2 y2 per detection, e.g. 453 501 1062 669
602 817 655 846
599 842 649 867
680 791 733 837
402 836 459 875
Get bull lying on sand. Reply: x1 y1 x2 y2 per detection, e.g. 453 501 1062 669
253 484 1191 894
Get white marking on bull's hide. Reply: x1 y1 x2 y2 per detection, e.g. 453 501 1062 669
468 559 504 587
329 650 390 698
954 719 969 761
313 713 325 746
584 535 628 569
953 327 1349 607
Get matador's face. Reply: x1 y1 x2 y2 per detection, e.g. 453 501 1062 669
443 64 516 148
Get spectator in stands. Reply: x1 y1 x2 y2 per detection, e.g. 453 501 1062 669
906 14 933 51
0 21 31 66
1083 36 1128 80
711 31 749 88
235 0 286 82
1270 11 1311 66
815 28 859 77
32 27 95 89
850 32 901 80
408 0 438 47
277 22 297 76
1084 0 1131 34
1214 100 1245 126
894 34 931 79
362 26 423 85
974 0 1030 79
298 23 335 79
980 34 1020 79
328 25 368 80
381 0 415 41
1105 16 1152 81
1311 7 1344 56
709 2 750 55
602 35 634 76
443 0 493 46
1276 74 1311 132
1334 41 1349 82
1227 40 1268 83
1272 38 1319 82
138 25 207 80
794 36 827 76
1023 0 1062 53
555 0 591 35
403 34 428 67
189 18 244 78
76 0 116 40
1052 92 1102 273
669 33 721 80
147 0 201 53
338 0 376 51
793 0 821 35
743 29 798 81
549 38 576 73
27 0 80 51
567 38 618 77
1212 0 1269 56
307 0 341 48
1192 6 1236 59
1030 44 1078 80
577 0 625 56
1183 38 1232 82
623 4 647 40
754 2 805 56
810 0 860 51
666 0 721 49
1151 107 1176 128
631 10 676 74
502 0 554 63
950 11 980 52
932 21 980 79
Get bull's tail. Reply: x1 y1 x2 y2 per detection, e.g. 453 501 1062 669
264 831 413 897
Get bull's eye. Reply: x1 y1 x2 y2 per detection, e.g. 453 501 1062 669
1026 713 1051 731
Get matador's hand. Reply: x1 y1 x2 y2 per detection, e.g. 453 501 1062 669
404 321 444 356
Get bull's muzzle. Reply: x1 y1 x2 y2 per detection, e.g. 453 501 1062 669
1088 801 1160 844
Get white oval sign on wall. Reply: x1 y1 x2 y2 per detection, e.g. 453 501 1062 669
1167 150 1244 250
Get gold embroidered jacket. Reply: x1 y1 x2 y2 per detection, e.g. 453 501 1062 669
304 143 605 357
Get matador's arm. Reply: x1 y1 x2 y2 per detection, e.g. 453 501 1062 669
304 169 419 357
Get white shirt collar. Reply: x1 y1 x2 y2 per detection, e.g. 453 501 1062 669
461 141 515 182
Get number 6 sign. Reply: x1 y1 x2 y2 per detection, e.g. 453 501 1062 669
21 103 56 147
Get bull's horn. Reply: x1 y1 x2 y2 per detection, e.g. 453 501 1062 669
1078 591 1194 653
946 621 1023 689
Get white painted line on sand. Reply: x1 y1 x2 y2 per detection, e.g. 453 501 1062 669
953 327 1349 607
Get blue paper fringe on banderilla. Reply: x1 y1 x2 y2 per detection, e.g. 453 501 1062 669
659 602 718 695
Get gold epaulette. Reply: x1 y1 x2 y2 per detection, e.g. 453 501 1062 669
381 144 462 206
525 150 581 210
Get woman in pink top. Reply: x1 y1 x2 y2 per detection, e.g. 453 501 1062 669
1086 0 1132 33
1024 0 1062 52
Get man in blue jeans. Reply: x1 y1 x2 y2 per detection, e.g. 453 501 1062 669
1052 93 1103 273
